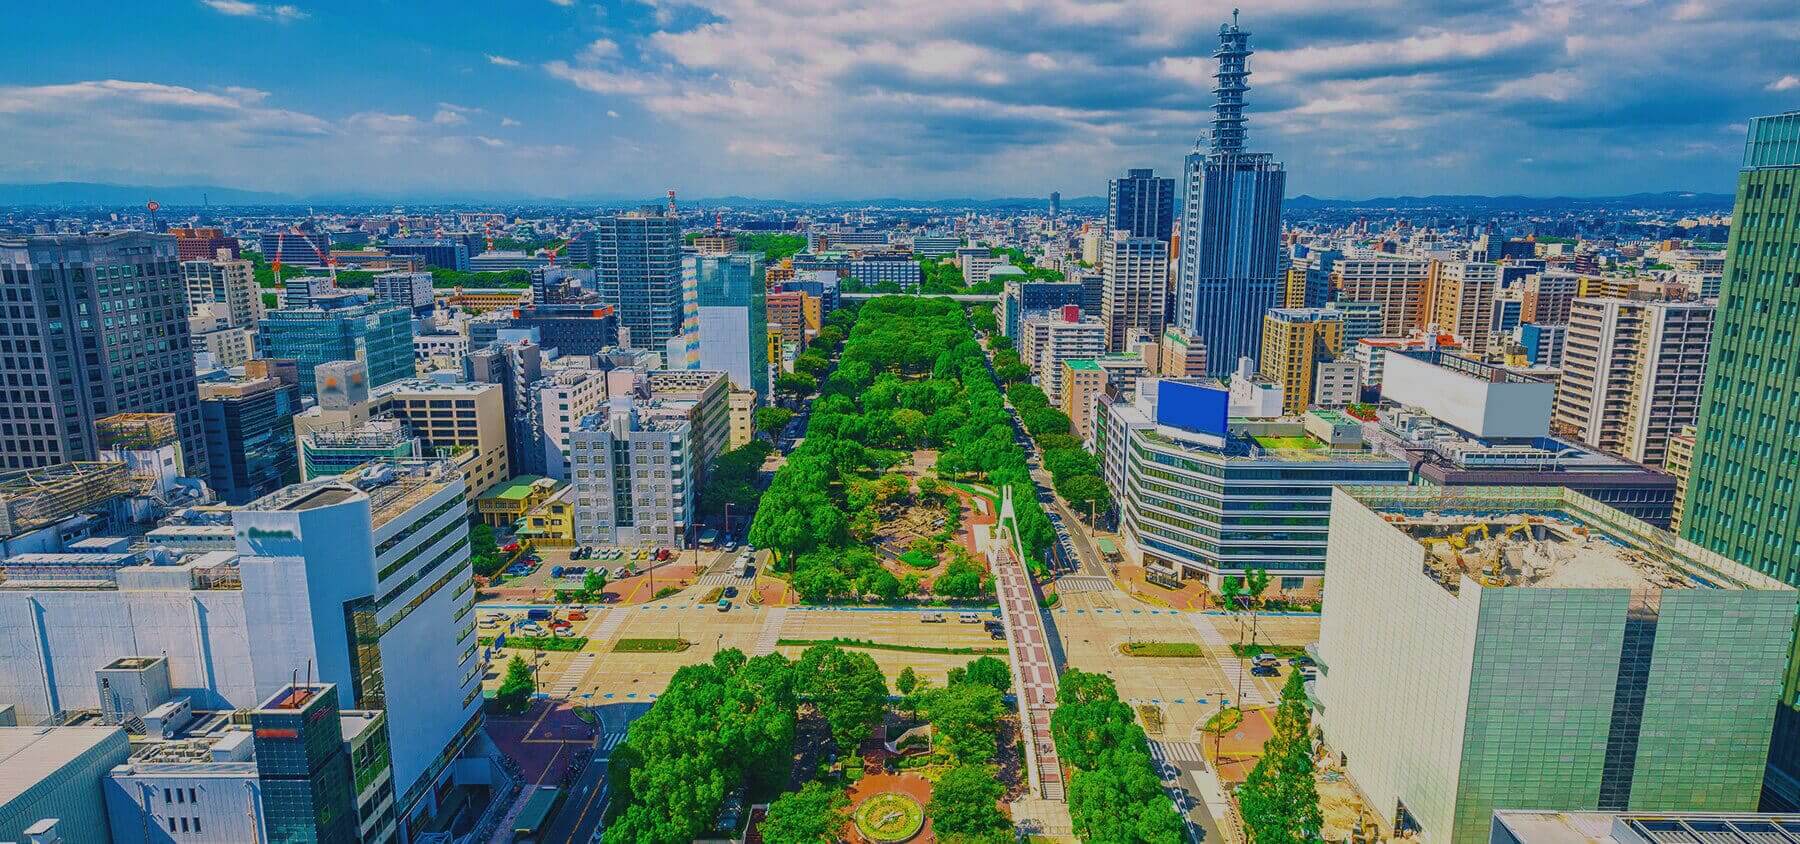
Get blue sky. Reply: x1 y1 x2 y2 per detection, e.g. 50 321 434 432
2 0 1796 200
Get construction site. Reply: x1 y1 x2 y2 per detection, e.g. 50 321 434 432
1402 514 1698 595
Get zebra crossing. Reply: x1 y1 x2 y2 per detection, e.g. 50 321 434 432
695 571 748 588
1189 614 1269 706
597 730 627 756
1149 740 1205 768
548 653 596 698
588 607 631 647
1055 575 1114 594
753 607 789 655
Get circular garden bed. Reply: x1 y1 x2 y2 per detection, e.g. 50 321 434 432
853 791 925 843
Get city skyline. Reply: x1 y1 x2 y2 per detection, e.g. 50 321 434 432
2 0 1796 201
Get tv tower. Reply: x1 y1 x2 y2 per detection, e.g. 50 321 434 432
1210 9 1252 154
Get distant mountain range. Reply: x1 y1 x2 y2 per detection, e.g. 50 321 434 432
0 181 1732 211
1285 191 1733 211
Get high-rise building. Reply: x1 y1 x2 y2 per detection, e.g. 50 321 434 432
466 303 622 358
596 208 683 351
1522 270 1582 325
692 252 770 400
529 366 607 481
182 252 262 329
1060 359 1107 443
1260 308 1344 415
169 226 240 261
1666 425 1696 534
382 238 469 271
1049 191 1061 217
258 229 331 267
1105 168 1175 244
1100 233 1169 351
997 279 1085 339
372 270 435 312
1174 15 1286 377
1158 327 1209 378
259 298 413 398
294 373 510 497
199 361 303 505
1554 298 1713 468
1430 260 1502 355
1318 485 1794 844
0 233 208 478
1330 257 1432 336
1020 306 1108 405
1680 112 1800 804
465 338 544 476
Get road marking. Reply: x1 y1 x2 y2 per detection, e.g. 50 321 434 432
548 654 597 698
1189 614 1268 706
754 607 789 655
1055 575 1114 594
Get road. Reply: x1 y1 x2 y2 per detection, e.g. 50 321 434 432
541 703 650 843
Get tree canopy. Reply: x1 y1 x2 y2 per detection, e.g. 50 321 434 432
1048 669 1185 844
758 781 848 843
1238 671 1324 844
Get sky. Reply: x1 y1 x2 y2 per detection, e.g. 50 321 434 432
1 0 1796 201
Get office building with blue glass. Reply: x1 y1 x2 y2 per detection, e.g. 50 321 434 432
691 252 769 401
1176 14 1287 377
260 298 413 398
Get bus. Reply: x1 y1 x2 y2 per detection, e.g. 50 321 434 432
511 785 564 842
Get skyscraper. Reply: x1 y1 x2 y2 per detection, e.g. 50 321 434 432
1553 298 1712 468
1680 112 1800 805
1049 191 1061 217
692 252 769 400
1100 232 1169 351
1175 14 1287 377
596 207 682 351
0 232 209 477
259 297 413 398
1105 168 1175 244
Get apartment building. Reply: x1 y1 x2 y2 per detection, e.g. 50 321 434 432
1554 299 1713 467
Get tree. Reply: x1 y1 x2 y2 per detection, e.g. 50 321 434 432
918 682 1005 763
933 559 987 599
956 656 1012 693
754 406 795 438
928 765 1011 839
1054 473 1112 517
1245 568 1272 609
1220 576 1244 614
759 781 848 843
470 522 502 577
776 371 818 398
581 568 608 598
1238 671 1323 844
495 656 535 714
896 666 918 695
796 644 889 756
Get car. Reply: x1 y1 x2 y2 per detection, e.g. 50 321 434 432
1299 666 1320 682
1252 653 1280 668
1250 663 1279 677
746 544 758 553
550 565 565 579
519 623 547 636
656 548 673 561
1289 655 1315 668
716 598 732 612
567 610 588 620
959 612 983 623
921 612 947 623
990 631 1006 640
723 586 740 598
723 541 737 552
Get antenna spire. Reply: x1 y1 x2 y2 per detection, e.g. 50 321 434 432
1210 11 1253 154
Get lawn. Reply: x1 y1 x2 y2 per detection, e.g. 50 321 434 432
613 638 692 653
1229 643 1308 660
1120 641 1206 658
1252 435 1323 451
484 635 588 652
777 637 1006 656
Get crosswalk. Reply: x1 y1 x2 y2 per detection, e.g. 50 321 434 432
597 730 627 756
1055 575 1114 594
548 653 596 698
1148 740 1205 768
754 607 789 655
695 572 747 588
588 608 631 647
1189 614 1269 706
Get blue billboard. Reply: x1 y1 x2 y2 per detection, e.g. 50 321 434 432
1155 381 1229 437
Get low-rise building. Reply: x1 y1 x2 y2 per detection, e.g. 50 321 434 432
1318 485 1795 844
1098 379 1409 594
1060 359 1107 444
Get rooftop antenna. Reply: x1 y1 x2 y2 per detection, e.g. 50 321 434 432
667 189 678 217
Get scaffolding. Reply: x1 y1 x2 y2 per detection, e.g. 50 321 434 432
96 413 179 451
0 462 137 540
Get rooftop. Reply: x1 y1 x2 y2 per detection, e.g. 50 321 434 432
486 476 548 502
0 727 126 804
1493 810 1800 844
1344 485 1791 596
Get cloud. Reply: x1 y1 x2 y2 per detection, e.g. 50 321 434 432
200 0 307 22
547 0 573 5
1770 74 1800 91
486 54 523 68
475 136 507 147
500 116 521 127
606 110 620 118
580 38 620 62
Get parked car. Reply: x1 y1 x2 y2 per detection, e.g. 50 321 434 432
990 630 1006 640
959 612 983 623
550 565 565 579
566 610 588 621
723 541 737 552
921 612 947 623
1252 653 1280 668
1289 655 1315 668
527 608 553 621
